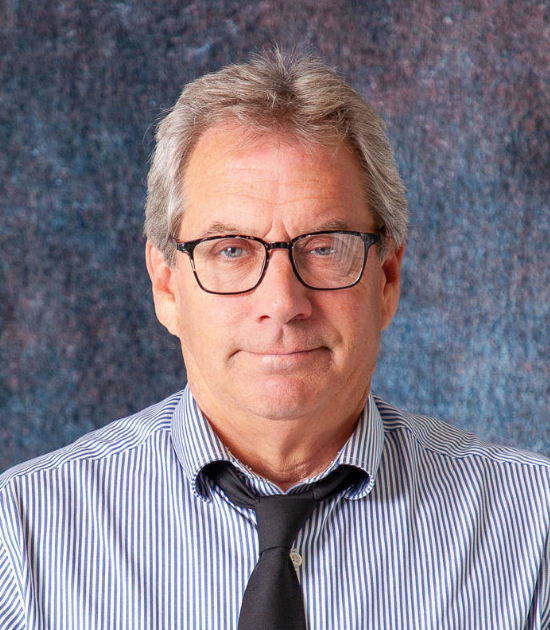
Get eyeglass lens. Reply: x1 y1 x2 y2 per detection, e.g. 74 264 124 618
191 232 369 294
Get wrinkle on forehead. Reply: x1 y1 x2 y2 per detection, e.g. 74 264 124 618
200 218 354 239
187 137 360 201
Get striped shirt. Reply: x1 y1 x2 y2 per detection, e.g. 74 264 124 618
1 386 549 629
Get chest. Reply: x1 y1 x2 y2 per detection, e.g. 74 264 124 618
16 476 546 630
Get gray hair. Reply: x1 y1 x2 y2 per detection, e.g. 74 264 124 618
145 49 408 266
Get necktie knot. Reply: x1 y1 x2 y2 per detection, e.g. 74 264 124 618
254 493 316 552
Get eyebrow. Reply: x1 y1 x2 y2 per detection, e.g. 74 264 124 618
199 218 353 239
313 219 352 231
201 222 244 238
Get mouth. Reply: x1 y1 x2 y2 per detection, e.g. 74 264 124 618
241 347 328 372
247 347 321 357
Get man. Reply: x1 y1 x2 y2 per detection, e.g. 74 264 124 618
1 51 549 629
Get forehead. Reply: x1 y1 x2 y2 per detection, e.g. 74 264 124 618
180 123 372 237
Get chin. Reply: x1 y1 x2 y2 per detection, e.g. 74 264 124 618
233 375 328 421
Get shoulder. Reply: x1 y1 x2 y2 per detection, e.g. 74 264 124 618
373 394 550 472
0 390 185 493
372 395 550 537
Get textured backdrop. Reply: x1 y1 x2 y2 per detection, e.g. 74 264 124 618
1 0 549 471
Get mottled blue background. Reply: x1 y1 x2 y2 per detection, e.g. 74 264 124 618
1 0 549 471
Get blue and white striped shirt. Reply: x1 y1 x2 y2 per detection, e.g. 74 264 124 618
1 386 549 629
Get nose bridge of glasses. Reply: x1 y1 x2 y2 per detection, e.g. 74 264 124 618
263 240 294 266
265 240 297 268
261 240 302 286
265 241 292 253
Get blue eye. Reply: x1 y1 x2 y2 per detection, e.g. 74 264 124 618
219 246 245 258
310 246 336 256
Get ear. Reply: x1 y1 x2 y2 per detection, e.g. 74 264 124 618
145 241 181 337
380 242 405 330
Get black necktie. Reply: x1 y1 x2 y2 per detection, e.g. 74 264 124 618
204 461 365 630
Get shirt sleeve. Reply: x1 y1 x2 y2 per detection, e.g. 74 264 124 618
539 523 550 630
0 491 26 630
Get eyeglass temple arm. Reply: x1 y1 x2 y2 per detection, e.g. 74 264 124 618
174 240 194 256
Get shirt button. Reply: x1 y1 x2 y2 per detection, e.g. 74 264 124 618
290 549 303 568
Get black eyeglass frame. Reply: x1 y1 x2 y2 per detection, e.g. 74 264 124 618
172 230 382 295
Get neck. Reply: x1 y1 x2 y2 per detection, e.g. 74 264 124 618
194 392 368 492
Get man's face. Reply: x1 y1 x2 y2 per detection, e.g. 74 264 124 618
148 124 402 431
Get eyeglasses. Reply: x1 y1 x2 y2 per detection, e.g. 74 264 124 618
173 230 381 295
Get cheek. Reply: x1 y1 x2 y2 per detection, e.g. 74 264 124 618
328 283 383 326
176 288 240 357
325 287 384 357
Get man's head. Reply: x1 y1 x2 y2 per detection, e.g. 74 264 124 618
144 49 408 267
145 51 407 461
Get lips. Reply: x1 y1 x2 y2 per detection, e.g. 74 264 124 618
237 347 329 373
245 347 322 357
250 349 315 355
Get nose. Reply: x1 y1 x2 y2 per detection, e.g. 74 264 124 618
252 248 313 324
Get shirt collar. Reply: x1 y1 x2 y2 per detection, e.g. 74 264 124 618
170 386 384 502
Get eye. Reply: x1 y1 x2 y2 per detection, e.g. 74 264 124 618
303 236 342 257
219 245 246 258
206 238 256 261
309 245 336 256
